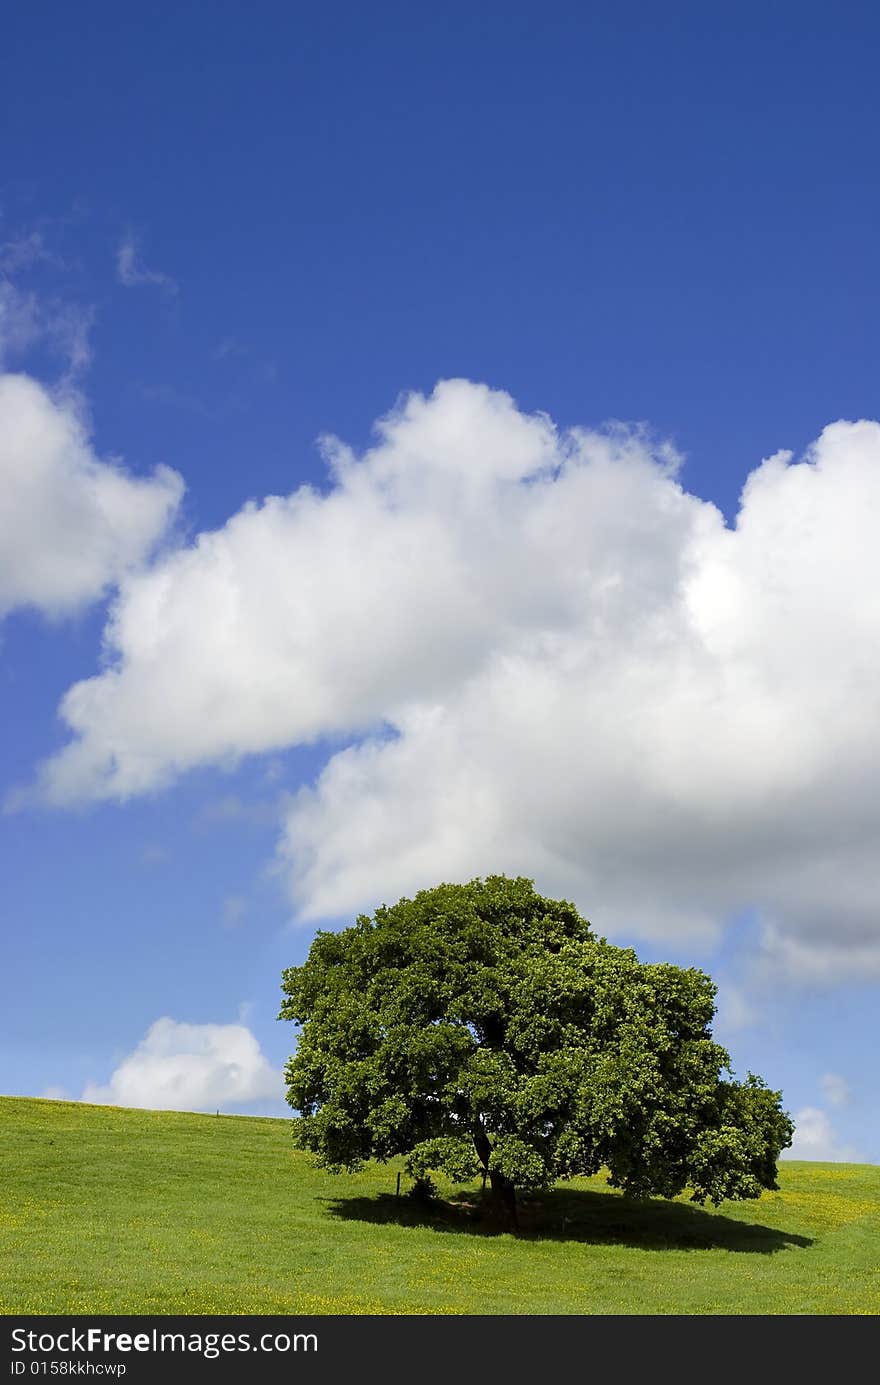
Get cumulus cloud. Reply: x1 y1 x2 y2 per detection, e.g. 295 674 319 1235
0 373 183 621
81 1017 282 1112
783 1107 860 1162
33 379 880 978
115 235 177 295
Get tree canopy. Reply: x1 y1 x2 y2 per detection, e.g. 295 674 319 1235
280 875 792 1227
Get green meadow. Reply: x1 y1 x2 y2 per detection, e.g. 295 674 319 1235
1 1095 877 1315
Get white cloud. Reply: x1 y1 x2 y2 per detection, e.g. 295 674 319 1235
819 1073 852 1108
0 373 183 621
81 1017 282 1112
32 380 880 979
115 235 177 295
40 1085 71 1101
783 1107 860 1162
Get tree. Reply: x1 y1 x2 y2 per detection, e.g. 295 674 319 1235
280 875 792 1230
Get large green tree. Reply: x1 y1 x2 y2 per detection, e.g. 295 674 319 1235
280 875 792 1228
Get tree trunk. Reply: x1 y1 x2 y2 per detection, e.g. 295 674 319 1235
488 1168 519 1233
473 1132 519 1233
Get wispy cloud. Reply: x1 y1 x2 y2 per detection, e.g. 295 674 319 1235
0 229 59 274
116 234 177 295
212 335 278 385
0 218 93 378
712 983 757 1035
45 301 94 375
819 1073 852 1108
213 336 247 360
0 280 40 362
195 793 281 830
0 281 93 377
139 382 218 418
222 894 248 928
140 843 169 866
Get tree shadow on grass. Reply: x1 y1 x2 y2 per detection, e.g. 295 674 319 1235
322 1186 813 1253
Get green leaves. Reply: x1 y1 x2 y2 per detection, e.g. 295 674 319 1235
488 1136 548 1193
406 1137 481 1185
280 874 792 1211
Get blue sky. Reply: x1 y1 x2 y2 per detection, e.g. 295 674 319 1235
1 1 878 1161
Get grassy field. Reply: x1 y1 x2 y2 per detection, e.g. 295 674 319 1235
1 1095 878 1315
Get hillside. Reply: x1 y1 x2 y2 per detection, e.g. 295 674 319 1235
1 1095 877 1315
